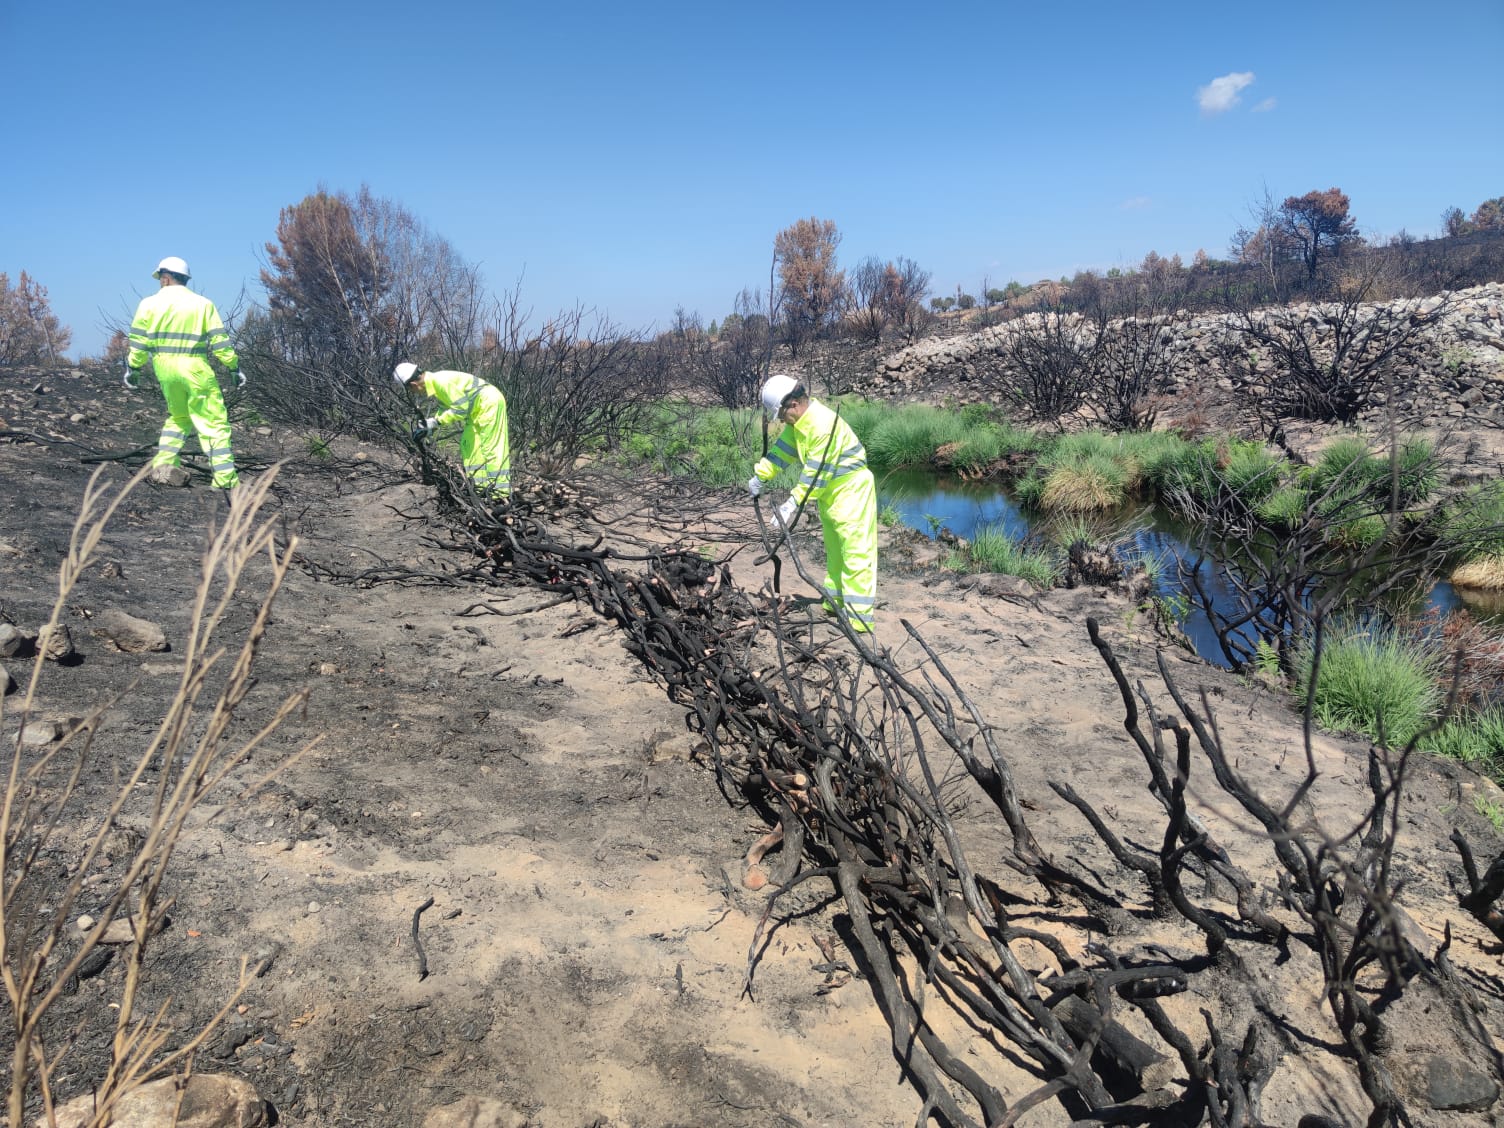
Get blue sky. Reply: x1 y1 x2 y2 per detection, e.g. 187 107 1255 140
3 0 1500 360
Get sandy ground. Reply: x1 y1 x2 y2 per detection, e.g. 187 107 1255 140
3 366 1504 1127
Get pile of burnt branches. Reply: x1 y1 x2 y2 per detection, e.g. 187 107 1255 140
314 460 1504 1128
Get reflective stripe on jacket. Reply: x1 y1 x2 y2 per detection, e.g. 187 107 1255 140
127 287 238 373
753 398 868 507
422 370 500 425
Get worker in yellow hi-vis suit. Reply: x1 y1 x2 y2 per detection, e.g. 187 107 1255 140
124 256 242 490
748 374 878 633
394 362 510 497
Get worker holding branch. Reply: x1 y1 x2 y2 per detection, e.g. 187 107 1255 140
394 362 510 498
748 374 878 633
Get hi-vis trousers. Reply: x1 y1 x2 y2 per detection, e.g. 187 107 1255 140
150 361 238 488
817 469 878 632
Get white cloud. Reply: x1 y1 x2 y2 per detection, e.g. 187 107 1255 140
1196 72 1256 115
1120 196 1152 210
1252 97 1277 113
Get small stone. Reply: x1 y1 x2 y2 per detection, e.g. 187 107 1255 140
148 464 191 487
94 608 169 654
0 622 32 658
307 901 321 914
76 915 95 932
69 412 87 424
42 624 74 662
0 542 21 557
99 918 136 944
44 1073 268 1128
1426 1054 1499 1112
19 720 59 746
317 662 338 675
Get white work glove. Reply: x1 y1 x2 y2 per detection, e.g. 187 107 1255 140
234 368 247 389
747 476 762 499
122 367 139 390
776 498 798 528
410 417 439 441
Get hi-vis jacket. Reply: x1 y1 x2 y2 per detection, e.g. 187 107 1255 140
420 370 510 496
752 398 868 506
126 286 239 377
128 285 241 489
753 397 878 632
423 370 497 427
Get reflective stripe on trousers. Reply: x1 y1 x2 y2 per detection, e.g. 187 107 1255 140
460 393 510 497
816 468 877 632
150 359 238 488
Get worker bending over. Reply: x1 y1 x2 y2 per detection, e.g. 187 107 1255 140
394 362 510 498
125 256 243 491
748 374 878 633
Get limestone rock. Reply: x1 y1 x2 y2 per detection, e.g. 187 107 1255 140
149 465 191 487
43 1074 268 1128
42 623 74 661
421 1096 529 1128
19 720 59 746
95 609 169 653
0 621 34 658
99 918 138 944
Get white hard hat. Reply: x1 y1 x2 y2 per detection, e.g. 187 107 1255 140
393 361 420 388
154 256 190 279
761 373 800 419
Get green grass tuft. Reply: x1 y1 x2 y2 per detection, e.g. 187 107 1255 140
952 524 1058 587
1040 454 1127 512
1295 621 1442 748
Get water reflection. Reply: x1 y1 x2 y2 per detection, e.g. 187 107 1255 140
878 468 1031 541
878 468 1503 669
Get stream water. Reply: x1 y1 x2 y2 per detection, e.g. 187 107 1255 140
877 468 1504 668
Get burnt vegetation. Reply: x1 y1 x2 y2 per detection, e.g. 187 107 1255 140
6 182 1504 1125
294 449 1504 1127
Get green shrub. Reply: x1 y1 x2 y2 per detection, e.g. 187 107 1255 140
866 406 969 469
1221 443 1284 503
959 402 996 427
1049 514 1094 551
1146 437 1220 498
1441 481 1504 560
1393 438 1441 505
1256 486 1310 529
1040 453 1128 512
1014 473 1045 510
834 398 885 447
1120 431 1195 493
994 420 1044 459
1295 621 1442 747
1311 435 1379 487
955 525 1058 587
1327 513 1390 551
1418 708 1504 771
950 426 1005 471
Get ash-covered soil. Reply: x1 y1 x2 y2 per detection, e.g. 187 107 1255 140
3 365 1503 1127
